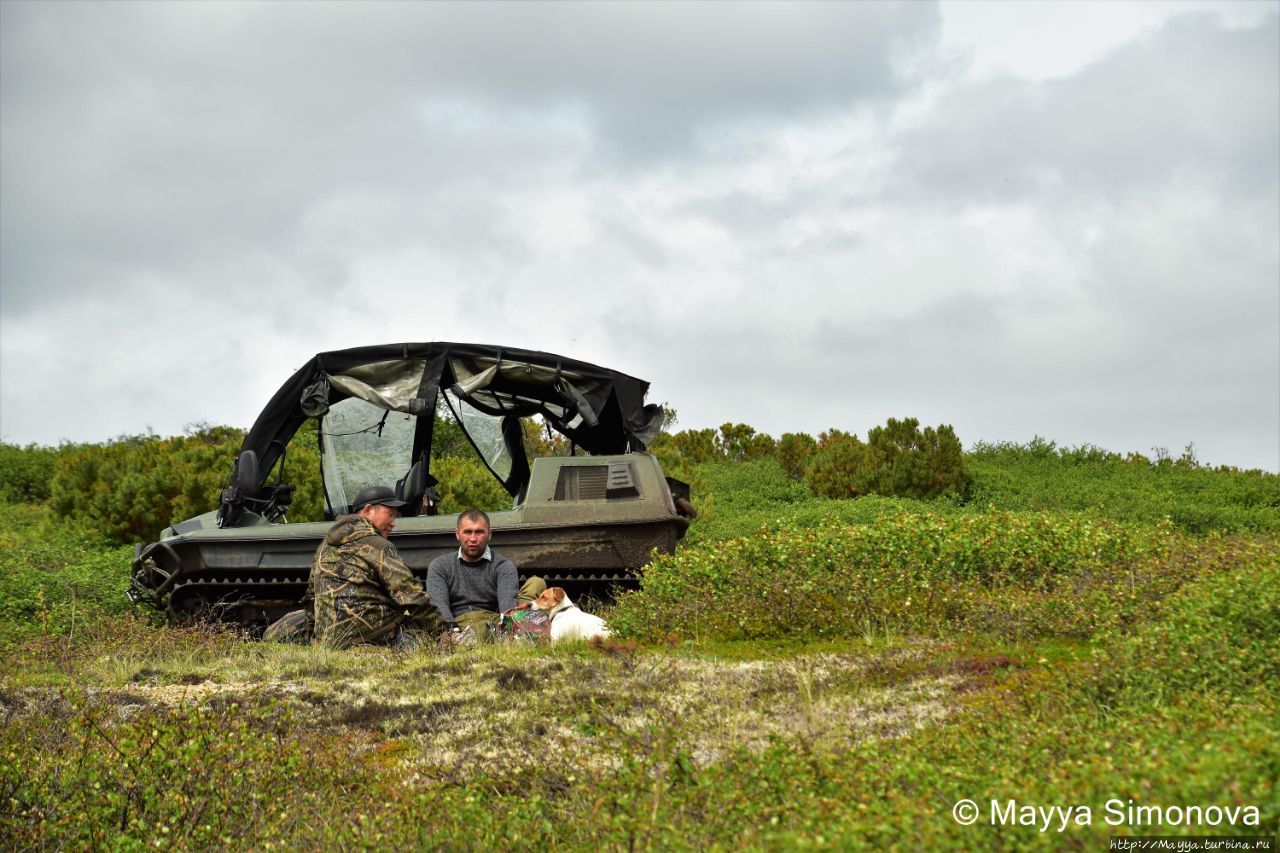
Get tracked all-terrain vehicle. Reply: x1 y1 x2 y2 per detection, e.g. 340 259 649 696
128 343 692 630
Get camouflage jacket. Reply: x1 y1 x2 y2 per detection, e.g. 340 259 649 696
310 514 436 649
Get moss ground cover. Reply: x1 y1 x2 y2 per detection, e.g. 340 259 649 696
3 557 1274 848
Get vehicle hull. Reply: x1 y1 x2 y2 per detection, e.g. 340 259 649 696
130 454 688 628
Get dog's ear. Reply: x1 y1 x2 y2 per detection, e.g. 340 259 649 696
547 587 566 605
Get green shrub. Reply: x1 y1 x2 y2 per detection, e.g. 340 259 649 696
0 443 61 503
431 455 513 514
0 503 134 646
965 439 1280 533
716 422 776 462
804 428 879 497
46 425 327 544
805 418 967 501
611 510 1184 643
775 432 816 479
277 420 326 522
650 427 718 469
49 427 241 543
0 693 376 849
1094 541 1279 703
651 423 778 469
1 507 1275 848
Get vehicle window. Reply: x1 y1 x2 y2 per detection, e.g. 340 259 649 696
443 388 513 482
320 397 417 514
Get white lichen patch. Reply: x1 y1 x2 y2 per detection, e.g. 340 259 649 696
1 638 970 783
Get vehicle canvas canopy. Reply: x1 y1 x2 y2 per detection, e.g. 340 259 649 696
222 342 666 524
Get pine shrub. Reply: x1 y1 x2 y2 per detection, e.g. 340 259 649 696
805 418 966 500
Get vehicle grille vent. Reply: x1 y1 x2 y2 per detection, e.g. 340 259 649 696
553 463 640 501
554 466 609 500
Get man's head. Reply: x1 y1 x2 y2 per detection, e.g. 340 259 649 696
455 508 492 561
352 485 406 538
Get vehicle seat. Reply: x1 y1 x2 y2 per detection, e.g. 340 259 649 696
397 461 439 517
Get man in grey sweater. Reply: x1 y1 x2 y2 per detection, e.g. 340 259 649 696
425 508 545 638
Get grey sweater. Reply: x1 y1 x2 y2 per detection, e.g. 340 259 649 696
424 548 519 621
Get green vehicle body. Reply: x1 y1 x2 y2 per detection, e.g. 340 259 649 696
128 343 691 629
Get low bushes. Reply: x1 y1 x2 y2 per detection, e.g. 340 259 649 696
612 510 1190 642
2 465 1277 848
1093 543 1280 704
0 503 135 647
5 548 1275 849
0 443 59 503
0 695 369 849
965 439 1280 534
655 418 969 504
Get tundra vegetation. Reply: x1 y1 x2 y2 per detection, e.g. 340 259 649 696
1 421 1277 850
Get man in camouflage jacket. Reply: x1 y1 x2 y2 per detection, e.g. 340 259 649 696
310 484 439 649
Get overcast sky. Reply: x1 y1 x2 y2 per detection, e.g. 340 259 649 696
2 0 1277 471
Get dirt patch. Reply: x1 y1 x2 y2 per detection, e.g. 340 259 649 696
339 699 466 736
493 667 538 691
943 655 1021 694
949 655 1018 676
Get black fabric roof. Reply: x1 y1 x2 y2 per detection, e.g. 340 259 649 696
240 342 661 494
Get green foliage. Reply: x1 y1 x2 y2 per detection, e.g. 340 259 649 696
611 510 1189 643
49 426 245 544
0 503 134 647
1 694 371 849
775 431 817 479
1 495 1276 848
430 455 513 514
806 418 968 501
429 401 473 459
44 424 328 544
4 553 1275 849
650 422 777 469
716 422 776 462
966 439 1280 533
650 427 720 468
1095 543 1280 703
0 443 60 502
804 428 878 497
520 416 572 459
279 420 326 522
676 457 940 547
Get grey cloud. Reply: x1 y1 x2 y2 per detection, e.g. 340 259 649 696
2 2 1276 471
893 12 1279 203
1 1 938 318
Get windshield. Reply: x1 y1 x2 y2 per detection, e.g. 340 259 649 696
320 396 417 515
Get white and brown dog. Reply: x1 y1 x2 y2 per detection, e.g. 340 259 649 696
530 587 611 642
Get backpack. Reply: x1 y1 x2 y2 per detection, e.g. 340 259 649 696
497 603 551 643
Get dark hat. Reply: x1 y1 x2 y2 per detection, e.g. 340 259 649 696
352 485 407 510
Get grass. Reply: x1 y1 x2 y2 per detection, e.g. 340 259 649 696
4 587 1275 848
1 448 1278 849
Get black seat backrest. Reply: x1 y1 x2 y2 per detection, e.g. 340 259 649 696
397 461 428 518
